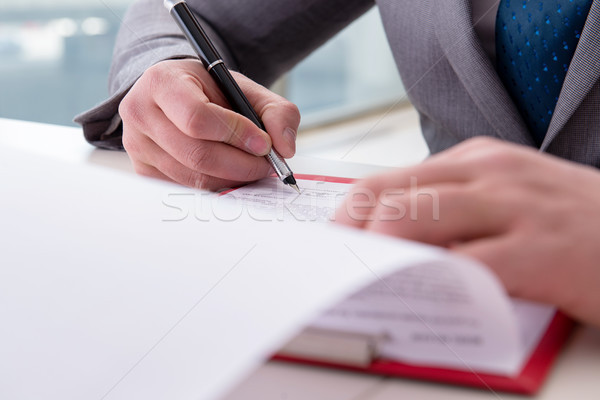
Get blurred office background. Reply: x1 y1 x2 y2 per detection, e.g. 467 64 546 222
0 0 406 128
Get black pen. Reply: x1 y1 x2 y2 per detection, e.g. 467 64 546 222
164 0 300 193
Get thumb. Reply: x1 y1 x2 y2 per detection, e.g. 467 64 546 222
234 72 301 159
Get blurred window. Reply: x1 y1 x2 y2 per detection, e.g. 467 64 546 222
0 1 130 126
0 2 405 128
283 8 406 128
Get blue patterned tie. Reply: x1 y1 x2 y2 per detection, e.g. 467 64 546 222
496 0 593 144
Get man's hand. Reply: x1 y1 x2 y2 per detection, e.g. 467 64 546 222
119 59 300 190
336 137 600 327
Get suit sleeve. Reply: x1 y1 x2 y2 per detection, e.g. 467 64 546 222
74 0 374 150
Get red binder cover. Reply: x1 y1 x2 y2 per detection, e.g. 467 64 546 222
290 174 356 184
274 307 574 395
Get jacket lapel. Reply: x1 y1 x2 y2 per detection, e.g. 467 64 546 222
541 0 600 150
434 0 535 146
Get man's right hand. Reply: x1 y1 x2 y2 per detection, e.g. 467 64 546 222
118 59 300 190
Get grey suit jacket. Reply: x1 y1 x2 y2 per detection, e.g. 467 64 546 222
75 0 600 167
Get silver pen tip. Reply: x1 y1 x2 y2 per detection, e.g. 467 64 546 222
290 184 301 194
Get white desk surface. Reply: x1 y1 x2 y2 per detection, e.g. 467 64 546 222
1 118 599 400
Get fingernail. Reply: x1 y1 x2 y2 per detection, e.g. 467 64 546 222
283 127 297 154
246 135 270 155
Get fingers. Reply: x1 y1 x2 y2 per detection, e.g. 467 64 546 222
137 100 272 181
334 156 478 229
451 236 526 296
337 182 509 247
146 62 273 157
335 136 537 231
452 229 583 307
122 110 272 187
125 132 256 190
234 71 301 158
145 61 300 159
130 162 172 182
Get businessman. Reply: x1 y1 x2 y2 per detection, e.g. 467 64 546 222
75 0 600 327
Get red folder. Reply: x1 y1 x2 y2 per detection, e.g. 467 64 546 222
274 311 574 395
